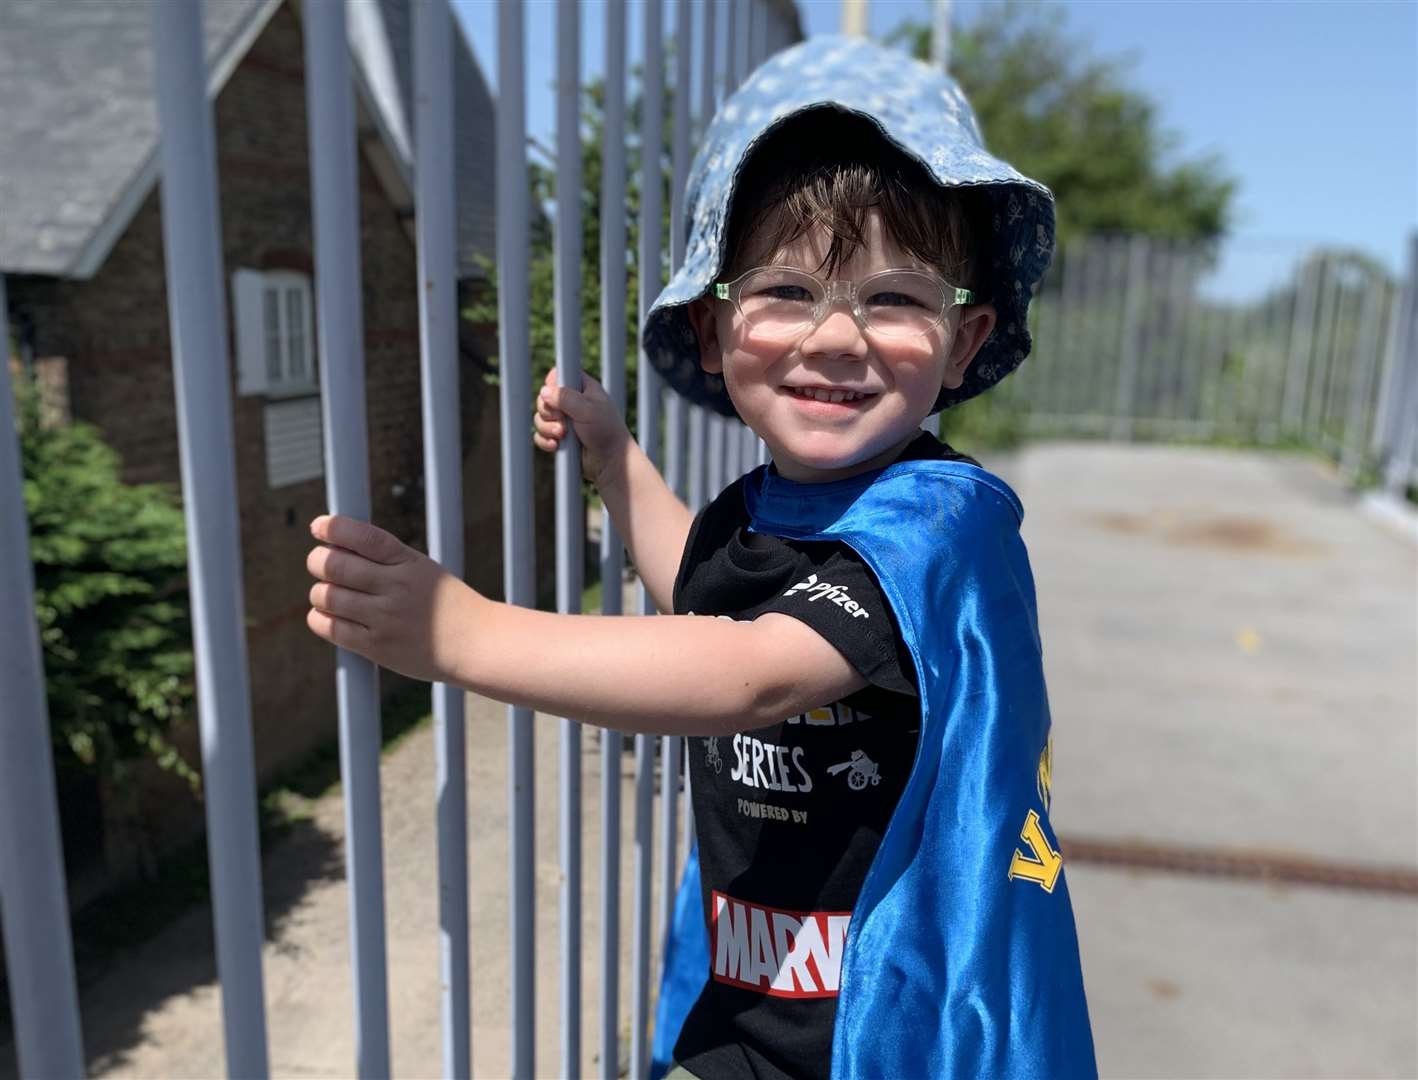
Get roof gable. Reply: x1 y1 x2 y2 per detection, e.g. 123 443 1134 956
0 0 496 279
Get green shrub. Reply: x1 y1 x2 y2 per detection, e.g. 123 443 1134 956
14 373 198 798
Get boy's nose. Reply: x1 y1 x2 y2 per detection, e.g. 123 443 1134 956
799 305 869 361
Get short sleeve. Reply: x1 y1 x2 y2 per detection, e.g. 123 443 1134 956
673 475 918 704
740 537 918 700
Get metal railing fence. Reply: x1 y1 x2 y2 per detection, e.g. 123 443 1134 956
979 232 1418 493
5 6 1413 1079
0 0 795 1078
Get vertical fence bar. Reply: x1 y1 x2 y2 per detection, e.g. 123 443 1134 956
304 2 392 1071
0 278 86 1080
656 0 694 998
151 4 274 1075
1281 258 1320 437
723 0 738 95
554 2 586 1074
412 1 469 1074
1372 237 1416 464
1380 235 1418 494
1038 240 1073 424
1340 275 1387 478
632 0 664 1073
701 0 718 117
748 0 763 68
497 2 537 1074
707 413 725 496
1258 261 1293 443
598 1 628 1074
1303 259 1340 444
738 0 753 89
1318 273 1356 454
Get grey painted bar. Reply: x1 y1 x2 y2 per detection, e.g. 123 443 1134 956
599 1 628 1073
497 2 538 1074
304 2 392 1072
412 1 470 1075
0 280 87 1079
555 3 586 1075
632 0 664 1074
153 3 278 1074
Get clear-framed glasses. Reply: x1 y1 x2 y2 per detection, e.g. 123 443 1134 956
713 265 973 339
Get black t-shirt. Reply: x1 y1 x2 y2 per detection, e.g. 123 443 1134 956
670 433 979 1080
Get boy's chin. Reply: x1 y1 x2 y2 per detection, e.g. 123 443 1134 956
771 433 917 481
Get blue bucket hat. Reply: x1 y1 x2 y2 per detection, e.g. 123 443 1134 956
643 35 1056 418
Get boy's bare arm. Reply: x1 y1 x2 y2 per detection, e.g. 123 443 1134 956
305 513 866 734
594 435 693 612
452 603 864 734
532 369 691 612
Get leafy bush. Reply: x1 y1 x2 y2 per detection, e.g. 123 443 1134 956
15 372 199 796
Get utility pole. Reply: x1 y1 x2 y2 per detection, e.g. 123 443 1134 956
931 0 952 70
841 0 868 37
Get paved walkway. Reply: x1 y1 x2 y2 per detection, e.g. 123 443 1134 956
3 442 1414 1078
999 443 1417 1079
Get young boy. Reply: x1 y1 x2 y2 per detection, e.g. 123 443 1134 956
307 35 1094 1080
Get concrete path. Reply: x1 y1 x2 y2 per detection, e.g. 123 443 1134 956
3 441 1414 1079
996 443 1417 1079
1 677 672 1079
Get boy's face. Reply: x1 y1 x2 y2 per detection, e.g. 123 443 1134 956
688 210 996 484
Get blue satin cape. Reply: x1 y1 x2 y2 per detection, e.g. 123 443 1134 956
650 458 1096 1079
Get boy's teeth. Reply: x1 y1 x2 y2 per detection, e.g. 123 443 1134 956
795 387 864 402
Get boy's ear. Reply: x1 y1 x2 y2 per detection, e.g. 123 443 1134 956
941 303 997 391
686 297 724 375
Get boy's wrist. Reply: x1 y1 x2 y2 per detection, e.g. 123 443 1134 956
590 432 638 500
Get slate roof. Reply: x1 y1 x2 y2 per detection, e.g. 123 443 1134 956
0 0 497 279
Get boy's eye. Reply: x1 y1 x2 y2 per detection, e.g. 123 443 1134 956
865 290 928 309
753 284 815 302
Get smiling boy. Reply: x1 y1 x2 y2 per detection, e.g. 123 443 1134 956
307 35 1094 1080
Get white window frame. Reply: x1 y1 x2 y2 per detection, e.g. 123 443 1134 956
232 269 318 398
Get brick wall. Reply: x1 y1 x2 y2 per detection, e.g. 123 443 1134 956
6 0 557 879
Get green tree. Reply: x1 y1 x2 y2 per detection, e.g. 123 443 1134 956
887 2 1236 249
463 62 684 442
15 372 199 827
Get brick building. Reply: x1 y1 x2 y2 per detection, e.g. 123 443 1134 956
0 0 552 890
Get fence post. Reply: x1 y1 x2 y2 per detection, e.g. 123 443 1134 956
0 277 87 1080
552 3 587 1074
1111 236 1149 441
150 2 274 1073
632 0 665 1073
305 0 394 1070
598 2 628 1074
656 0 695 1020
1380 235 1418 495
1281 258 1321 437
701 0 718 116
496 1 538 1074
412 1 470 1074
1339 273 1388 480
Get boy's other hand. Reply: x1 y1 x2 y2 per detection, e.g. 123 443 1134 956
305 513 482 686
533 369 632 492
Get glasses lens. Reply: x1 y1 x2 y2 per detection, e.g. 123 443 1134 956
859 270 948 336
737 268 821 335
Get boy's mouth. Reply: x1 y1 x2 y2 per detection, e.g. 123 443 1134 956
784 385 875 404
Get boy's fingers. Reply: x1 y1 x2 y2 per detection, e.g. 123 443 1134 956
306 606 372 654
310 514 405 565
306 544 381 592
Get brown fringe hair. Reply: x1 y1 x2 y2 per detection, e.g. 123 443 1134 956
721 109 990 299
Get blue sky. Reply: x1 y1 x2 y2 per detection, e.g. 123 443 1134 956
452 0 1417 296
